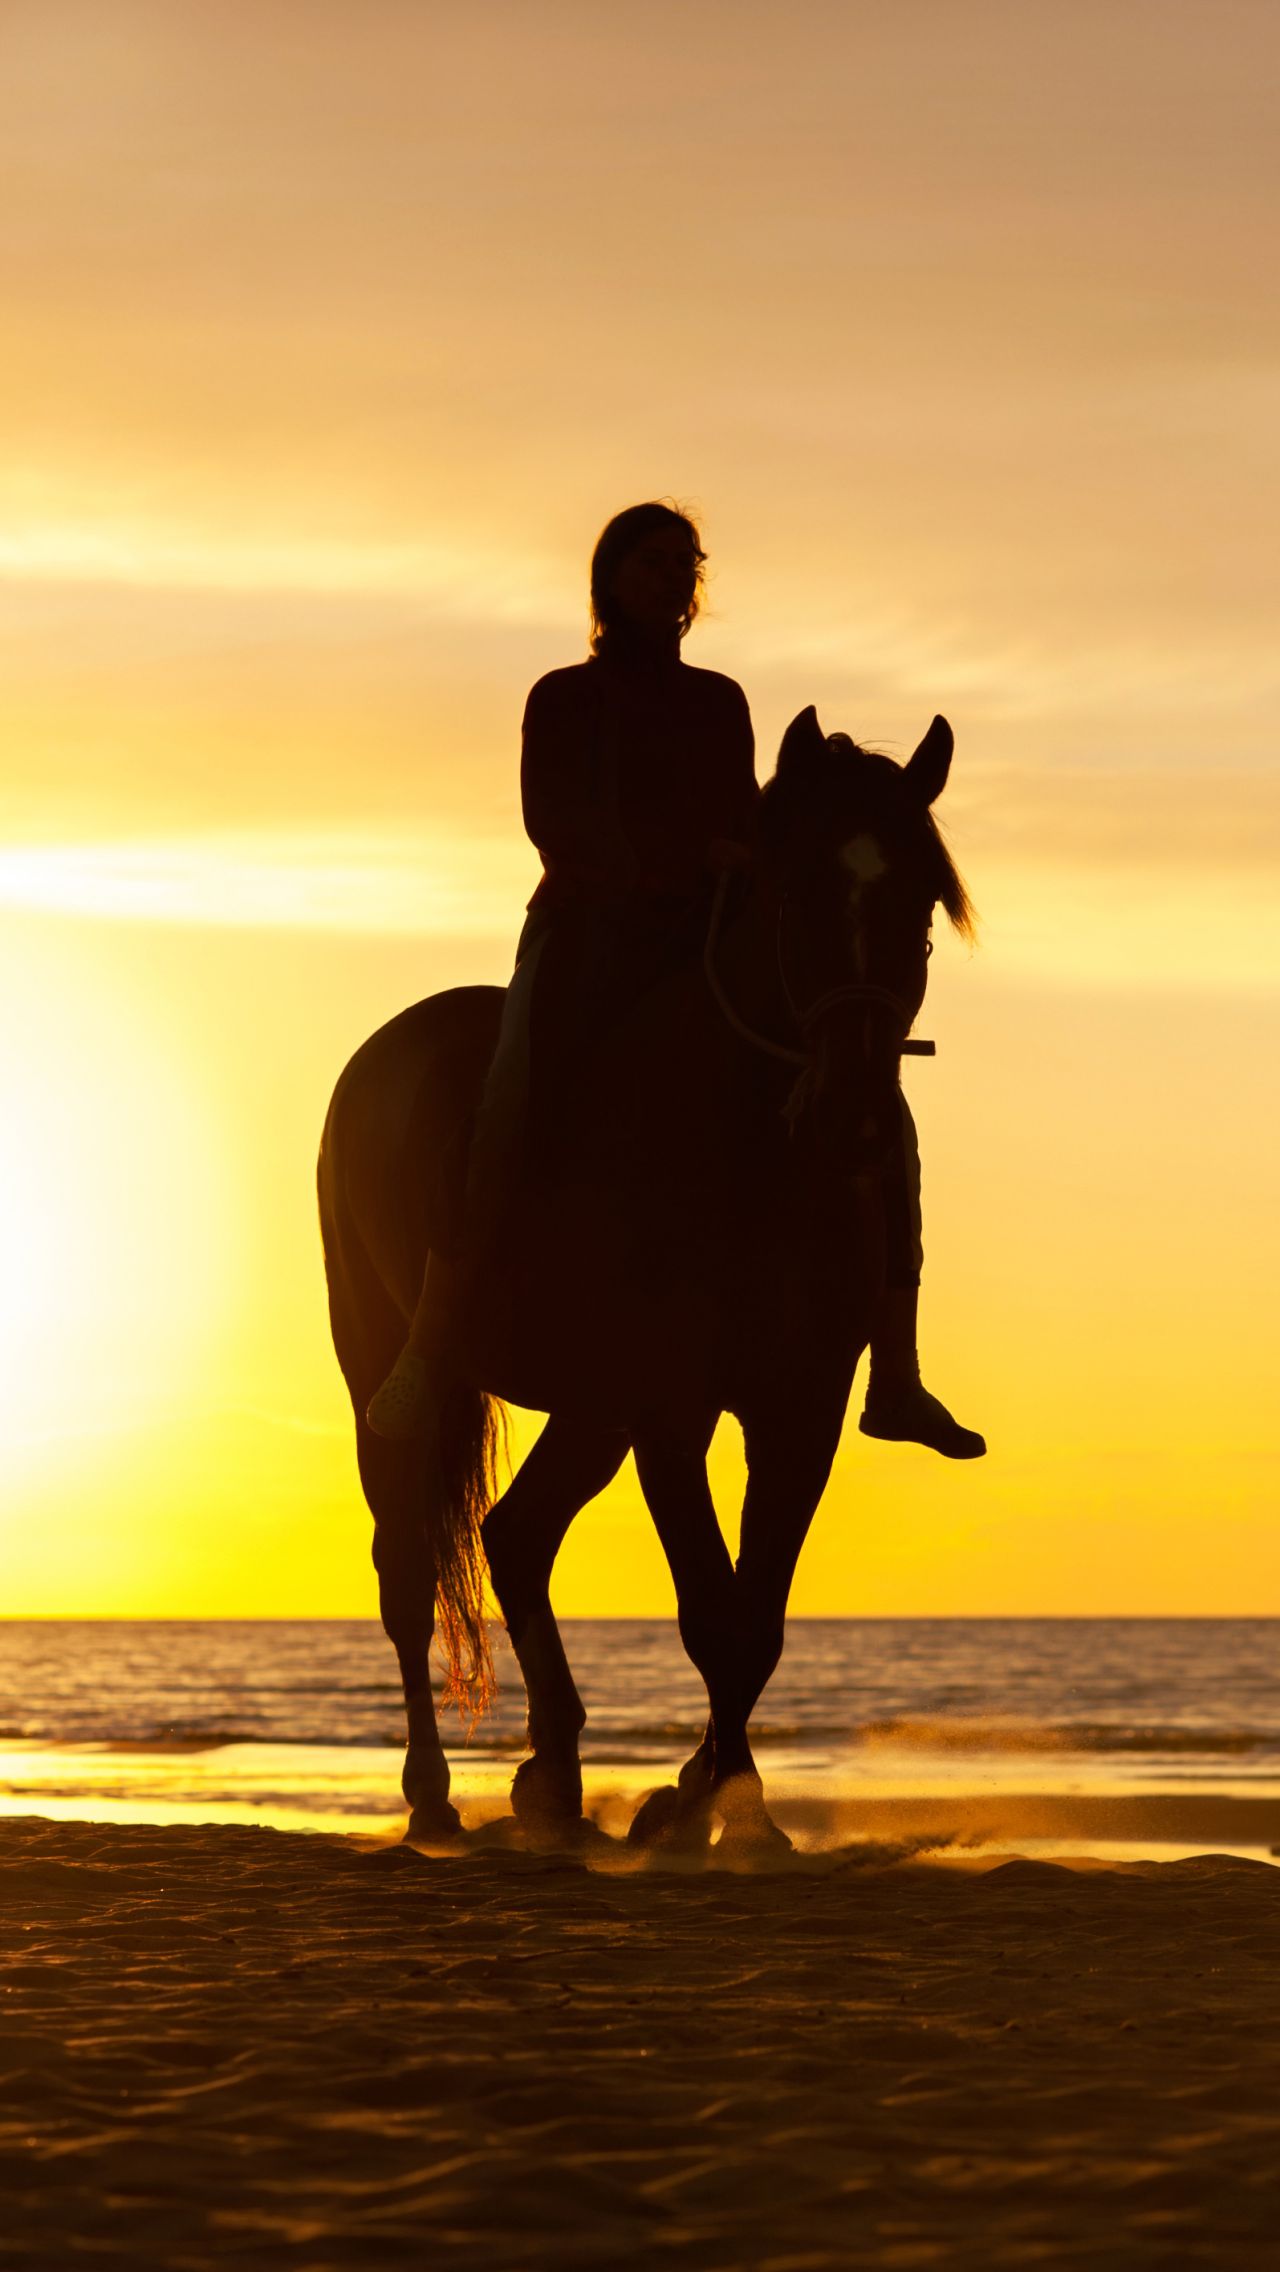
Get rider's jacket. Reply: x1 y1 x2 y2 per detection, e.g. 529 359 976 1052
521 629 758 913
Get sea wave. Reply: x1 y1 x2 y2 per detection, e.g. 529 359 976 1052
853 1718 1280 1758
5 1714 1279 1762
5 1621 1280 1782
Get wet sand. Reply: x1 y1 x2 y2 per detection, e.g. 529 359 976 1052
4 1815 1279 2267
6 1746 1280 1865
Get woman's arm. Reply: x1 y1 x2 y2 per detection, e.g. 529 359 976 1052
709 678 760 855
520 674 611 890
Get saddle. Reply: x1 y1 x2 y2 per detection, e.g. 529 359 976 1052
424 897 707 1263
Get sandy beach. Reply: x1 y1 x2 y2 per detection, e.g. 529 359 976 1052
4 1814 1278 2269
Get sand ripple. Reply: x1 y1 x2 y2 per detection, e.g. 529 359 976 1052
2 1819 1278 2267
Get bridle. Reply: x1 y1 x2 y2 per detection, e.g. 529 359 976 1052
702 867 935 1068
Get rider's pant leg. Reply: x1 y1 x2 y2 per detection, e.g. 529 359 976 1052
461 910 551 1241
883 1090 923 1289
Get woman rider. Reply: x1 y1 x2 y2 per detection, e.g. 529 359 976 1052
367 501 983 1459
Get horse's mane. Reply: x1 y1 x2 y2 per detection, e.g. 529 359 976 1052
757 734 977 944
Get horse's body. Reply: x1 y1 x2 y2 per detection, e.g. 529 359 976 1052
318 709 970 1849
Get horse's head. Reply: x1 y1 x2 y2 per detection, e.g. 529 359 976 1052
757 707 975 1167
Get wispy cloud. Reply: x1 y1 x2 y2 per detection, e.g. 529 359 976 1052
1 832 1276 994
0 830 534 937
973 859 1280 996
0 520 571 624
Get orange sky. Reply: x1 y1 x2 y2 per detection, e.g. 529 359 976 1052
1 1 1277 1616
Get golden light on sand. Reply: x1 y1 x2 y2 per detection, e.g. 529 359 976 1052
5 1813 1277 2265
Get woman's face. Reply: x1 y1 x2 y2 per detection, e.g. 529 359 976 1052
609 525 701 632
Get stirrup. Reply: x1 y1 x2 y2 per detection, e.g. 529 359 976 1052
366 1349 434 1440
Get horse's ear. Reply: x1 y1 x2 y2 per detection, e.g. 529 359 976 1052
776 705 827 778
903 715 953 805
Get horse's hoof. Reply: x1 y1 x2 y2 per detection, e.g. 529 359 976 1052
627 1784 680 1846
712 1773 793 1864
627 1784 714 1854
715 1815 794 1865
404 1799 463 1848
510 1755 584 1841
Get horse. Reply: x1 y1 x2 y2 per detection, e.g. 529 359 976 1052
317 705 974 1851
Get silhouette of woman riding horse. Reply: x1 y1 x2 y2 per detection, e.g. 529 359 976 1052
318 502 981 1851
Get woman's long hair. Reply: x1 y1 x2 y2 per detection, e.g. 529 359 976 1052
589 501 706 653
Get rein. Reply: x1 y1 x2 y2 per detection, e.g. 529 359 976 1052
702 870 806 1066
702 869 936 1066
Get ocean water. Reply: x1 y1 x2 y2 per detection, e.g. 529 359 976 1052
2 1618 1278 1854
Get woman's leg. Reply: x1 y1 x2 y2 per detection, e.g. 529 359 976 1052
367 920 550 1439
860 1093 986 1458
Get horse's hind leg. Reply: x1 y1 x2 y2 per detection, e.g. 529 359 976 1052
482 1414 628 1836
357 1419 460 1844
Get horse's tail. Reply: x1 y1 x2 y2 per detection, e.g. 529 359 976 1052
434 1381 506 1720
318 1072 505 1723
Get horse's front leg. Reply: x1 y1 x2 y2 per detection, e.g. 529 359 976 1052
628 1414 744 1850
482 1414 629 1838
713 1386 851 1851
359 1422 461 1844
